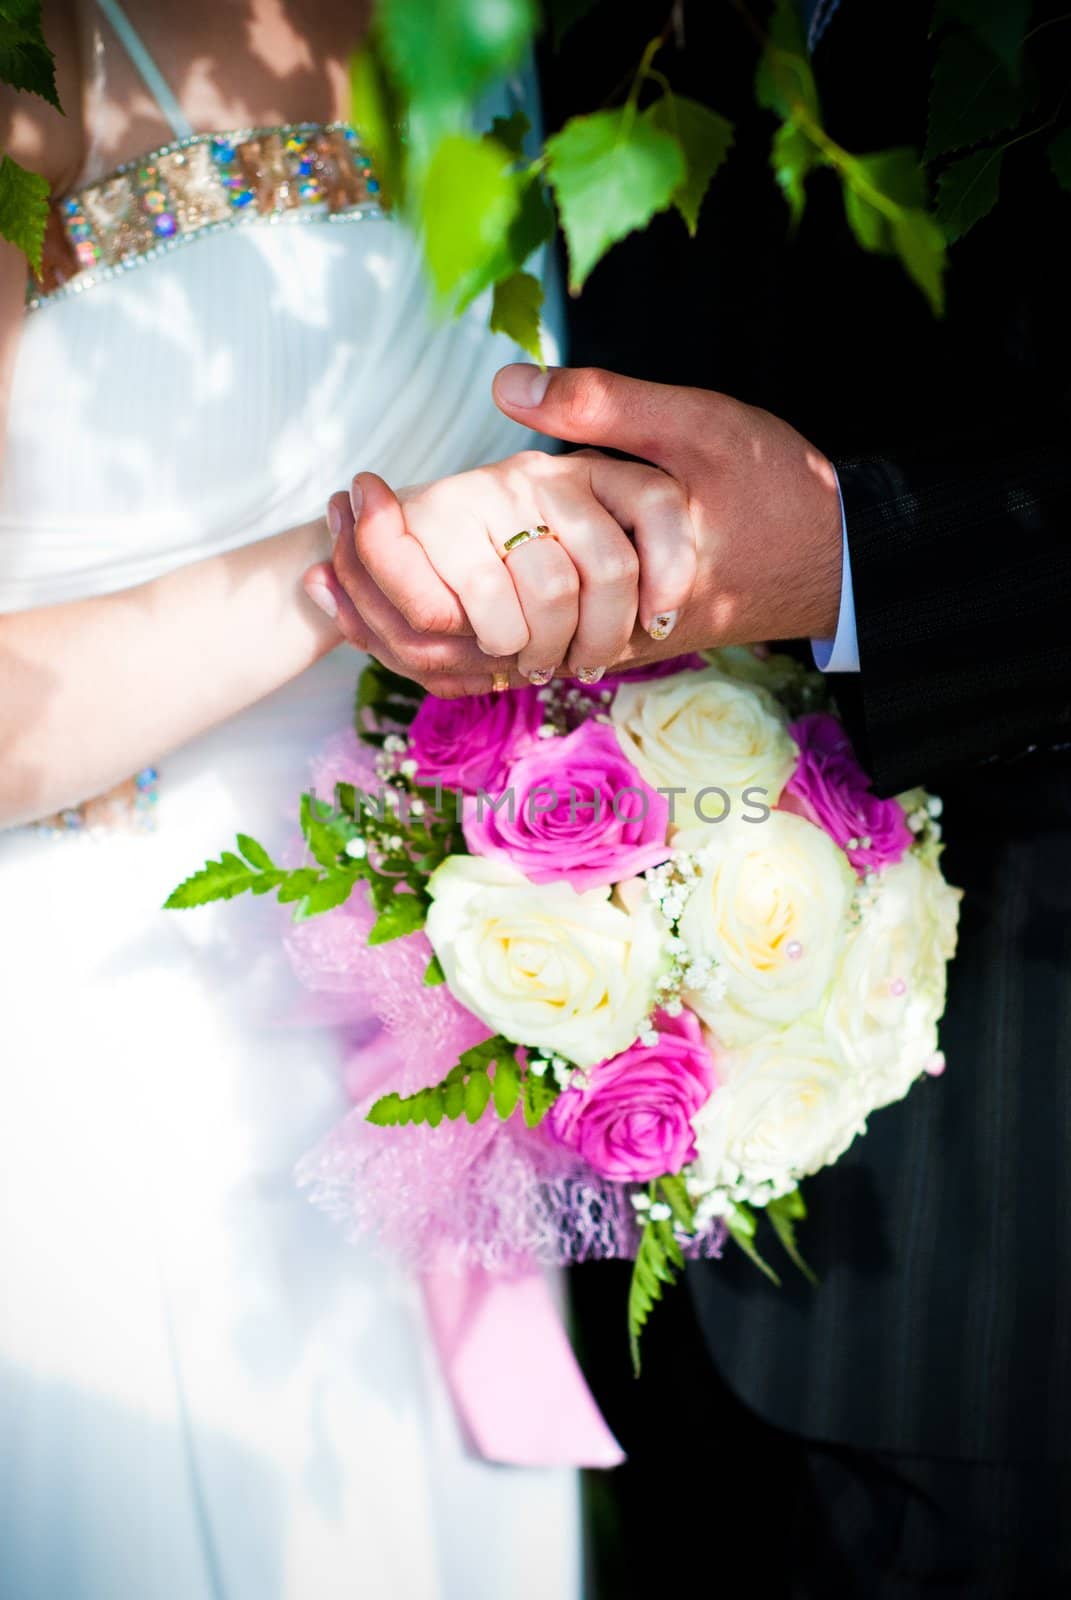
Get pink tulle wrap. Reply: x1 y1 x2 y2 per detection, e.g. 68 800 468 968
289 732 724 1275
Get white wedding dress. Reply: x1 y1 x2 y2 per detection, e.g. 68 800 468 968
0 15 579 1599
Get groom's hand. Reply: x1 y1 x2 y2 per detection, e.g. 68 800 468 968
492 365 843 648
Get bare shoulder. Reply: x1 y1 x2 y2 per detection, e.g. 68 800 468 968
1 0 85 192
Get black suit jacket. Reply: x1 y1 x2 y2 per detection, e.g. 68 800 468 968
551 0 1071 1461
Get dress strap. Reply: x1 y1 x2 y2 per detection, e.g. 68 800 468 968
95 0 194 141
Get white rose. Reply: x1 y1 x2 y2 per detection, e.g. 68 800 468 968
690 1023 867 1194
677 811 856 1046
610 666 797 831
825 851 962 1110
424 856 667 1068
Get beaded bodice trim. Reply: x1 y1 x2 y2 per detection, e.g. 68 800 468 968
29 122 386 311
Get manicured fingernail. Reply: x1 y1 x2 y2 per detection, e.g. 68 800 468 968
527 666 555 686
327 502 342 540
350 484 364 520
307 582 338 620
645 610 678 641
496 363 551 408
576 666 606 684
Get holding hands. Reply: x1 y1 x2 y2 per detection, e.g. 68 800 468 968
306 366 845 693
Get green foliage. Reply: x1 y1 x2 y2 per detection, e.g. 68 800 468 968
724 1201 781 1286
166 759 463 933
490 269 544 361
628 1195 684 1377
755 3 946 314
0 152 47 270
522 1068 560 1128
367 891 427 944
355 657 425 741
463 167 555 311
547 0 598 50
350 35 406 205
0 0 60 109
376 0 534 173
489 109 531 158
936 146 1004 241
491 1047 522 1117
0 0 59 268
657 1172 696 1232
1050 127 1071 191
754 0 819 123
545 106 684 292
424 952 446 985
766 1189 817 1284
164 841 288 909
422 131 519 301
724 1190 820 1286
925 30 1032 162
165 800 360 921
840 149 947 314
367 1035 560 1129
378 0 535 120
932 0 1031 75
350 3 551 325
768 119 816 226
346 0 990 337
644 93 734 236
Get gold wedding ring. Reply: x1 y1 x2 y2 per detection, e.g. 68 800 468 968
491 671 511 693
502 524 554 557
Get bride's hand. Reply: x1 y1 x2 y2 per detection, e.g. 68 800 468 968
308 451 696 688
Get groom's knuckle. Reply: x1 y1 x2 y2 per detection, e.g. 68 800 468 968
417 637 465 673
401 596 446 634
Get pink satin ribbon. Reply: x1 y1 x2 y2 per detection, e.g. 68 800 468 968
323 1024 624 1469
421 1263 625 1469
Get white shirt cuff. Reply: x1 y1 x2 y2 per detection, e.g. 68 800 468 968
811 469 860 673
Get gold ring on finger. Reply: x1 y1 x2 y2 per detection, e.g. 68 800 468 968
502 524 555 558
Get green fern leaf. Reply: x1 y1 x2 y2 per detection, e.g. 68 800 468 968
628 1211 683 1375
657 1173 696 1232
164 850 280 908
366 1036 539 1130
367 892 427 944
275 868 325 903
491 1047 522 1119
464 1070 493 1123
725 1202 782 1286
766 1189 818 1285
522 1070 560 1127
293 874 355 918
236 833 275 871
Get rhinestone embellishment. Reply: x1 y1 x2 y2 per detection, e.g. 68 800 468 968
33 767 161 837
30 123 386 310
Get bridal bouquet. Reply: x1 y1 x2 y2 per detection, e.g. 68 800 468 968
169 648 960 1366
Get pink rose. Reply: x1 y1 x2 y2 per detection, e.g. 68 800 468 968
606 654 707 683
781 712 912 874
406 687 544 795
462 721 670 891
546 1009 716 1183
